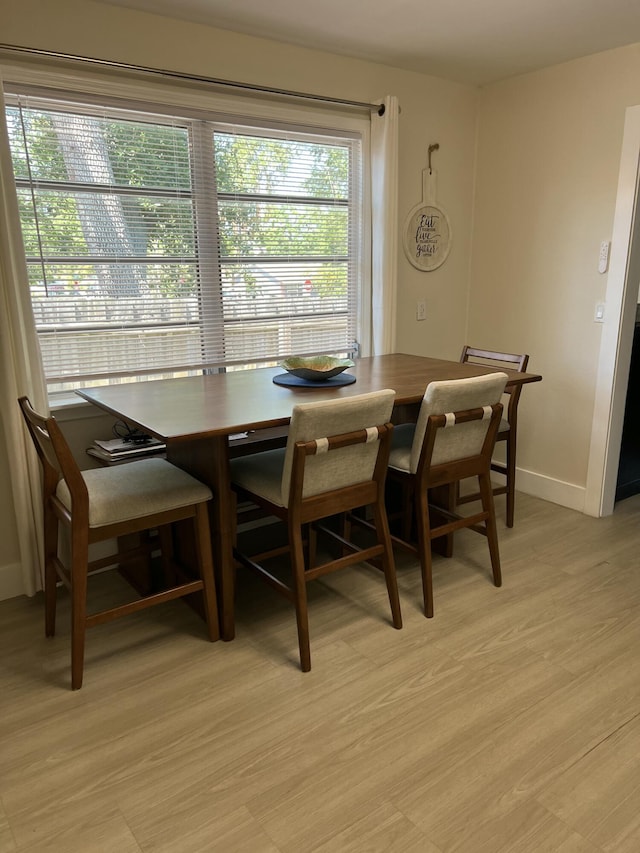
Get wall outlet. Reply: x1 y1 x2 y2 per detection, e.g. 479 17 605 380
416 300 426 321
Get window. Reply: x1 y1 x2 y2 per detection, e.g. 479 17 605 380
5 90 363 393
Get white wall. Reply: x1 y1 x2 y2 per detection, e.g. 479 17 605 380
0 0 480 597
470 44 640 510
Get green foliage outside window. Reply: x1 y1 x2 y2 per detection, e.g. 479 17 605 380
8 106 351 301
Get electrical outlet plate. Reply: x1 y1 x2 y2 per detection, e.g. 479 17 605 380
416 300 426 321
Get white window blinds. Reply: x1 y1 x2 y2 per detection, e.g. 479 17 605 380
5 90 362 392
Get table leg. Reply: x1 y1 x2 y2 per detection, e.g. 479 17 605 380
166 436 236 640
211 437 236 640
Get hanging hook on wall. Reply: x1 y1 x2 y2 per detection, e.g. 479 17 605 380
428 143 440 174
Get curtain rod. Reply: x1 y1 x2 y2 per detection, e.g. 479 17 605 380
0 44 386 116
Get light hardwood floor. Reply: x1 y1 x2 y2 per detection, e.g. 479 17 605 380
2 492 640 852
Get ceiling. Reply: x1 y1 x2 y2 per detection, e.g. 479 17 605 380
97 0 640 86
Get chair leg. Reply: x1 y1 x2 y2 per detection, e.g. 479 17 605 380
433 483 455 558
415 487 434 618
372 498 402 629
289 519 311 672
307 522 317 569
194 503 220 642
340 513 351 559
479 472 502 587
505 433 516 529
401 480 413 542
70 530 89 690
454 479 462 510
44 506 58 637
157 524 175 588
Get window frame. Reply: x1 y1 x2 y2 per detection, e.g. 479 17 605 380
2 64 373 398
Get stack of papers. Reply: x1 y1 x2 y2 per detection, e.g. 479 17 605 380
87 435 166 463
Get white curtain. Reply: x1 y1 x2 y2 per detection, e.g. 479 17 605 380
370 95 399 355
0 81 49 597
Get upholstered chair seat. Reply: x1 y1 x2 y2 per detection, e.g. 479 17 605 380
55 456 212 527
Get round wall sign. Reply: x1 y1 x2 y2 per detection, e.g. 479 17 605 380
403 202 452 271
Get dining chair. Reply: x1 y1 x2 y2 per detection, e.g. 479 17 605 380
386 372 508 618
229 389 402 672
18 395 219 689
458 346 530 527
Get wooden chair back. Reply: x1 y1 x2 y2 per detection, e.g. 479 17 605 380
415 403 504 491
19 396 89 520
410 372 508 473
460 345 529 430
459 346 530 526
288 421 394 524
281 388 396 504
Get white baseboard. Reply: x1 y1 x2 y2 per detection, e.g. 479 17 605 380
516 467 586 513
0 562 27 602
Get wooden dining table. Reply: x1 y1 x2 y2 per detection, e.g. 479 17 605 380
77 352 542 639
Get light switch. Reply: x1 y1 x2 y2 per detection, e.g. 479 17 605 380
598 241 610 274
